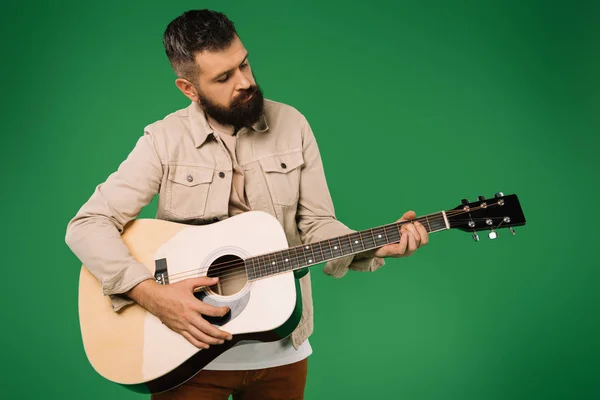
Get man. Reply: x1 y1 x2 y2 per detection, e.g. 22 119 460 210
65 9 428 399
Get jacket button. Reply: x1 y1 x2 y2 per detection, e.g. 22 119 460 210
187 174 193 182
219 172 225 178
280 162 287 169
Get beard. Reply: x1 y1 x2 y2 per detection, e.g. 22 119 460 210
197 84 265 130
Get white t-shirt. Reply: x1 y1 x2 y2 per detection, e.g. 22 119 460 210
204 337 312 370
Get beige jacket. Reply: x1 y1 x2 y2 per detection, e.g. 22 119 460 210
65 99 384 349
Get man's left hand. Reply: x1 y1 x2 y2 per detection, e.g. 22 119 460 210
371 210 429 258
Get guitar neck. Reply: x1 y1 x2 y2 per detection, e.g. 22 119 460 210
246 211 450 280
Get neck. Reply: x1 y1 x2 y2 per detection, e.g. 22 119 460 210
246 211 450 280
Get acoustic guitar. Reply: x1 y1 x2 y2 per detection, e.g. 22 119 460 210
77 192 526 394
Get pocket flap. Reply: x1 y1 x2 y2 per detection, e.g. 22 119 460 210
259 150 304 173
168 166 214 187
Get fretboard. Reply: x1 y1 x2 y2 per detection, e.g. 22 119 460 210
246 211 449 280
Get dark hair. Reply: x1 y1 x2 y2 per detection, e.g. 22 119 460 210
163 9 237 81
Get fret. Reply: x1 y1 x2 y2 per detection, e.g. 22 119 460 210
424 215 432 232
339 235 353 255
285 248 295 272
364 229 378 249
265 254 271 276
358 232 366 251
253 255 261 279
348 232 364 253
265 253 272 276
274 252 281 273
322 239 334 261
296 245 306 268
264 254 271 276
300 244 309 266
330 238 343 258
254 256 262 280
289 246 299 270
317 241 325 263
382 225 390 244
427 213 444 232
304 244 316 265
371 227 385 247
281 248 291 272
273 250 284 274
289 247 300 271
259 255 267 277
295 244 307 268
309 242 322 264
271 251 278 274
384 224 401 243
395 223 404 243
251 256 258 279
246 257 255 280
337 237 344 256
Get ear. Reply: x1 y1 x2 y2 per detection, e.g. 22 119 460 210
175 78 199 102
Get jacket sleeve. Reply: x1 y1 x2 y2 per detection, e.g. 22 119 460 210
295 116 385 278
65 131 163 311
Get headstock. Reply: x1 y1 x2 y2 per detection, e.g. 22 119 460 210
447 192 526 240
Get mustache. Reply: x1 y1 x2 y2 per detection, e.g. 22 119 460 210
233 86 258 105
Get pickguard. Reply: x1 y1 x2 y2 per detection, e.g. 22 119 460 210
194 290 251 326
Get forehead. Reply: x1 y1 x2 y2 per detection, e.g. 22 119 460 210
194 36 247 77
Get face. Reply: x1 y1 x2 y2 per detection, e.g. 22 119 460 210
176 35 264 128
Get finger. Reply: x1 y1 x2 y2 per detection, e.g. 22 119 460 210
187 276 219 290
180 330 209 349
187 323 226 345
394 229 409 257
398 210 416 222
414 222 428 246
405 231 418 255
195 318 234 341
402 223 421 246
196 302 230 318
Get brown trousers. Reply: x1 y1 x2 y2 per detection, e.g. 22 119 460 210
151 358 308 400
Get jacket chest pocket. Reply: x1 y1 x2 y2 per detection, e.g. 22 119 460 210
165 165 214 219
259 150 304 206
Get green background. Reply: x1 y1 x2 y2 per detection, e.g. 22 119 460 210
1 0 599 399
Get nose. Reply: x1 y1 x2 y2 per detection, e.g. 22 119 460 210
235 71 251 91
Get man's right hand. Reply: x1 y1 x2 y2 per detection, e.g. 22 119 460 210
127 276 233 349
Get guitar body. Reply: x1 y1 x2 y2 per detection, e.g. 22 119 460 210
78 211 302 394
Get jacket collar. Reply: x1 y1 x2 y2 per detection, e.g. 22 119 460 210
188 101 269 147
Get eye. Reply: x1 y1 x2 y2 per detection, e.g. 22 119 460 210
217 75 229 83
240 61 249 69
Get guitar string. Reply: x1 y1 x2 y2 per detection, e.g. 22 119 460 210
170 214 510 286
169 214 508 287
164 208 468 281
164 206 505 285
164 206 497 282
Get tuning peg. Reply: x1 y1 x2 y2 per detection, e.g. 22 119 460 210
461 199 470 205
478 196 486 202
495 192 504 198
488 230 498 239
472 232 479 241
509 227 516 235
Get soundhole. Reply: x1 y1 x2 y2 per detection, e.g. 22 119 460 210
206 254 248 296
